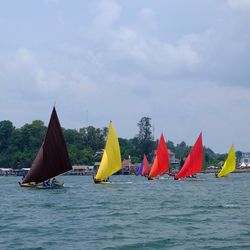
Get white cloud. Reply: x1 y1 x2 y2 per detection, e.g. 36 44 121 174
139 8 155 22
0 47 96 100
92 0 121 29
13 48 35 69
228 0 250 10
79 1 204 83
139 8 155 26
43 0 60 5
1 1 250 152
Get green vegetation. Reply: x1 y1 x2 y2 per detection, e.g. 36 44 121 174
0 117 234 169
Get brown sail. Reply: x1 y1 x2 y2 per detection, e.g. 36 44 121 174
22 107 72 184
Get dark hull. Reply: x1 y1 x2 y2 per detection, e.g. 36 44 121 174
19 182 64 189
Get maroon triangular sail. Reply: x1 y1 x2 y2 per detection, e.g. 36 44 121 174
22 107 72 184
175 133 203 179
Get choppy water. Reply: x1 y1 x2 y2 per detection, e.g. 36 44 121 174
1 174 250 250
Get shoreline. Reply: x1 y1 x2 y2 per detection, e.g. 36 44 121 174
202 168 250 174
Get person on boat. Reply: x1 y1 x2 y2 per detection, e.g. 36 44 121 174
51 178 57 185
168 171 175 177
51 177 63 187
43 179 51 187
186 174 196 178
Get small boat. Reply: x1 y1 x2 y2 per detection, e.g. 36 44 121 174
141 154 151 177
93 121 122 184
136 154 151 177
19 107 72 188
175 133 203 180
136 162 143 176
216 144 236 178
148 133 169 180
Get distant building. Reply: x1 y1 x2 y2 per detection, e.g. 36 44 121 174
121 159 140 175
94 149 104 157
151 149 177 164
240 152 250 168
122 159 129 174
67 165 94 175
0 168 14 176
169 150 179 164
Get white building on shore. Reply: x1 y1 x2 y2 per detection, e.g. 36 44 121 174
67 165 94 175
240 152 250 168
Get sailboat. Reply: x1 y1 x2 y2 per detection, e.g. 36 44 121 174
136 154 151 176
93 121 122 184
175 133 203 180
148 133 169 180
216 144 236 177
19 107 72 188
136 162 143 176
141 154 150 177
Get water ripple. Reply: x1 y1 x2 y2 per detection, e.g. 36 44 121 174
1 174 250 249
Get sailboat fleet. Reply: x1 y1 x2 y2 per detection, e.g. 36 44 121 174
19 107 237 189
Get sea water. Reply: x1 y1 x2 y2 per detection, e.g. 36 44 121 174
1 174 250 250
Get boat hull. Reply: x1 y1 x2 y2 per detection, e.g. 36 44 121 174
93 179 112 184
19 182 64 189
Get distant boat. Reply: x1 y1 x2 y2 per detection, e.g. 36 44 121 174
142 154 151 177
136 154 151 177
216 144 236 178
136 162 143 176
19 107 72 188
175 133 203 180
93 121 122 184
148 133 169 180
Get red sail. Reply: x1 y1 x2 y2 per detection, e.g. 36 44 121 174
142 154 150 176
148 134 169 178
175 133 203 179
22 107 72 184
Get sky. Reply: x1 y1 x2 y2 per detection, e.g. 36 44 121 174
0 0 250 153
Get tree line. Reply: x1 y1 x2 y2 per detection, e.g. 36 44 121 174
0 117 241 169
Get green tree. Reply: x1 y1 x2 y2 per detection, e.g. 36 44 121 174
79 126 105 151
119 138 138 162
134 117 155 162
0 120 14 152
167 140 175 151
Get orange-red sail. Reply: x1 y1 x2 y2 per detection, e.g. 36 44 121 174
175 133 203 179
142 154 150 176
148 134 169 178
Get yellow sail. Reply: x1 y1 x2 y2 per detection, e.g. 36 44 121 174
217 144 236 177
95 121 122 181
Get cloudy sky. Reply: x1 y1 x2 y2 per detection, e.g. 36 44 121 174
0 0 250 153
